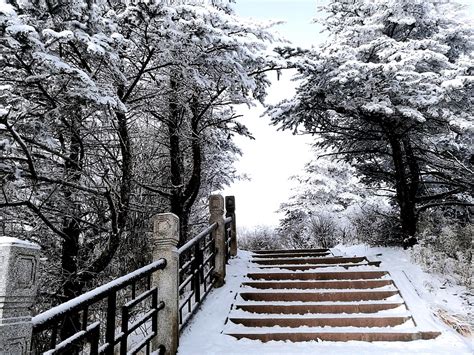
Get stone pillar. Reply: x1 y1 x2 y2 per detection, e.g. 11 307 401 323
151 214 179 355
0 237 40 354
225 196 237 257
209 195 226 287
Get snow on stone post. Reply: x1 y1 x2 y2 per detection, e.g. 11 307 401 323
210 194 226 287
225 196 238 257
151 214 179 355
0 237 40 354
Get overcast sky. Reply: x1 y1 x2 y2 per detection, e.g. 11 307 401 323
222 0 322 229
223 0 473 229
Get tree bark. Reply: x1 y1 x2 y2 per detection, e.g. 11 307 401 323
59 120 84 346
387 134 418 248
166 86 204 245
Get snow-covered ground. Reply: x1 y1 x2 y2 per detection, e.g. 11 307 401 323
178 247 473 355
332 244 473 333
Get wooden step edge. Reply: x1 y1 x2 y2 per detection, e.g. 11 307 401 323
252 248 330 254
228 316 413 328
246 271 390 280
241 279 394 289
234 302 407 314
238 290 400 302
252 257 366 265
252 253 332 259
226 331 441 342
254 263 375 270
228 311 413 319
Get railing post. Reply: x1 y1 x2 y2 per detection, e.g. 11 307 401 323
209 195 226 287
151 214 179 355
225 196 238 257
0 237 40 354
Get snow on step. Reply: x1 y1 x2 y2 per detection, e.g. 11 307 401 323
254 263 382 271
253 252 332 258
242 279 394 289
223 248 441 343
238 290 401 302
228 316 414 328
247 270 390 280
226 330 441 342
234 302 407 314
252 256 367 265
252 248 330 254
229 306 411 318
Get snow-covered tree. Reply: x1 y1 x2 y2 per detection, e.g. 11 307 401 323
0 0 130 305
278 153 364 248
112 2 281 243
271 0 474 247
0 0 280 316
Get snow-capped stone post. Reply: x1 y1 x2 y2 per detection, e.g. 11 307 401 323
151 214 179 355
210 194 226 287
225 196 238 257
0 237 40 354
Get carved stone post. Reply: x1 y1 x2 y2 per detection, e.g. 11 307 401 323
0 237 40 354
209 195 226 287
151 214 179 355
225 196 237 257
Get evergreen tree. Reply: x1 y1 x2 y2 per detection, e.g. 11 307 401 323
271 0 474 247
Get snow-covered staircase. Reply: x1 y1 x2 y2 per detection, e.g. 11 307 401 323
224 248 441 342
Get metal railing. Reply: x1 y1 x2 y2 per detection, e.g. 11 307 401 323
224 216 233 263
16 195 237 354
177 222 219 330
31 259 167 355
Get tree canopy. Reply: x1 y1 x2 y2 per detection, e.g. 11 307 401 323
270 0 474 247
0 0 281 304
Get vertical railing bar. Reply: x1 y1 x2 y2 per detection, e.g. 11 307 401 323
120 304 128 355
82 307 88 331
131 281 136 300
50 324 58 350
105 292 117 355
89 324 100 355
193 243 201 304
152 288 158 336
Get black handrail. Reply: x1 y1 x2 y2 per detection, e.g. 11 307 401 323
177 219 225 330
224 217 233 263
178 222 217 254
32 259 167 355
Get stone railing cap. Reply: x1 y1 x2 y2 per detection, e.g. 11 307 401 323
0 236 40 250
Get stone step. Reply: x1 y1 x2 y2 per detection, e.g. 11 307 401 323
255 262 381 270
235 302 406 314
229 316 412 328
227 331 441 342
242 279 394 290
252 248 330 254
239 290 399 302
251 252 332 258
252 256 366 265
247 271 389 280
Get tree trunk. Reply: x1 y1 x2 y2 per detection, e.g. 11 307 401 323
168 78 187 244
59 122 84 347
388 134 418 248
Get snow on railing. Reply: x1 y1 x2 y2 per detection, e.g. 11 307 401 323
31 259 167 355
0 195 237 355
178 222 218 330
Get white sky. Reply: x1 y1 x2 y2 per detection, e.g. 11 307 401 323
222 1 322 228
222 0 474 229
